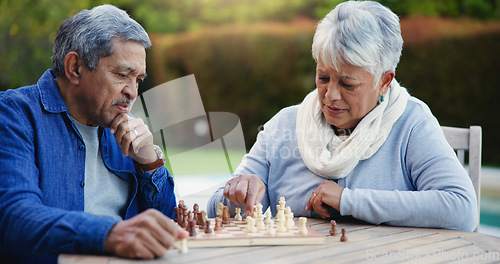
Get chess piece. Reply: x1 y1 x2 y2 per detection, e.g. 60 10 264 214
204 220 212 234
285 206 294 229
276 217 286 233
214 217 222 232
276 205 285 222
188 219 197 237
198 211 206 227
235 208 243 221
245 216 256 233
193 203 200 222
177 238 188 253
181 210 188 229
217 202 224 216
174 207 179 224
298 217 308 236
222 206 231 224
266 219 276 236
329 220 337 236
264 210 273 226
279 196 286 211
340 228 348 242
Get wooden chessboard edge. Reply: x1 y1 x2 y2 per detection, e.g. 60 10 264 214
186 236 326 248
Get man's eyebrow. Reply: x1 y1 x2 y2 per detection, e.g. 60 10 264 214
115 66 147 78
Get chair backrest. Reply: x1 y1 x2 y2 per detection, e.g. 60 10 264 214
441 126 482 232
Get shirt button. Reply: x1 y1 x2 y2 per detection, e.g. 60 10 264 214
79 145 85 150
80 182 85 187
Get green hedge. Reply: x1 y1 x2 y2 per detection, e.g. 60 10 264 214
148 22 500 165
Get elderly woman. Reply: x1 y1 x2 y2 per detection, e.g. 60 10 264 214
208 1 477 231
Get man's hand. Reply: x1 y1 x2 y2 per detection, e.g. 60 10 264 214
104 209 188 259
305 180 344 219
109 113 156 165
223 174 265 217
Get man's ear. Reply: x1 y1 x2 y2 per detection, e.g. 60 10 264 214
63 51 83 86
379 71 395 95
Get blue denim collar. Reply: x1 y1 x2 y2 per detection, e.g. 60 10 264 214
38 69 68 114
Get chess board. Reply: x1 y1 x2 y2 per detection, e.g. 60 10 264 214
184 218 325 248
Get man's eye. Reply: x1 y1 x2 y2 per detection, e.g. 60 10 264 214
115 73 127 78
318 77 329 83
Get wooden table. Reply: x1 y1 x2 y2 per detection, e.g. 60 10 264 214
58 218 500 264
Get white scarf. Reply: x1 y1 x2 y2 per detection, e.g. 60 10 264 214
296 80 410 179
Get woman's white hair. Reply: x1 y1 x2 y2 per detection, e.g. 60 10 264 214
312 1 403 80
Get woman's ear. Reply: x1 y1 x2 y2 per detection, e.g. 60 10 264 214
63 51 82 86
379 71 395 95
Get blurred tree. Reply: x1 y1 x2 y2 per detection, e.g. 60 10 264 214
0 0 107 90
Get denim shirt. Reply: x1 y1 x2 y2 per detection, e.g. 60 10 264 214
0 70 176 263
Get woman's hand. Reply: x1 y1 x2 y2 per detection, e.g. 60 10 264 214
223 174 265 217
305 180 344 218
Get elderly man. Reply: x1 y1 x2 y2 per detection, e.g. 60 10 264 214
0 5 187 263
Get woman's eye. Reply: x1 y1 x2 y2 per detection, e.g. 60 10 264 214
341 81 354 89
318 77 329 83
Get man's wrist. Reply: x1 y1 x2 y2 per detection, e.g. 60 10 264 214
134 145 166 172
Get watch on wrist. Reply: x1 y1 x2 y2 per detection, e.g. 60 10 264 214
134 145 166 171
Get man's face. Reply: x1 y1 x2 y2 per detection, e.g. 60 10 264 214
73 39 146 127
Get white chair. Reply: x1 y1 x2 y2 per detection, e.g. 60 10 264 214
442 126 482 232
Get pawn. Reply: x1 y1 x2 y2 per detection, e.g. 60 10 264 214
234 208 243 221
245 216 256 233
340 228 348 242
276 217 286 233
198 211 206 227
204 220 212 234
188 219 197 237
329 220 337 236
222 206 231 224
284 206 294 229
214 217 223 232
264 210 273 226
266 219 276 236
193 203 200 221
177 238 188 254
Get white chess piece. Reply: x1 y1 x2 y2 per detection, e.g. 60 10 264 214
285 206 294 229
264 210 273 226
276 217 287 233
279 197 286 211
298 217 308 236
276 206 285 222
266 219 276 236
177 239 188 253
245 216 256 233
234 208 242 221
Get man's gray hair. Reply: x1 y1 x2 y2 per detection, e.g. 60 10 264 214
52 4 151 78
312 1 403 79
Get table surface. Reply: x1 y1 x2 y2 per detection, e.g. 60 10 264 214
58 218 500 264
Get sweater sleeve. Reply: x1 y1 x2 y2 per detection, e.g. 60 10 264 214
340 117 478 231
207 114 275 218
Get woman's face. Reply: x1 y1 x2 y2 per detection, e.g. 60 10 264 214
316 59 392 129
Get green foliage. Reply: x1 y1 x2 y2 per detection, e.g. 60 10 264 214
149 23 316 150
149 23 500 165
398 32 500 165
